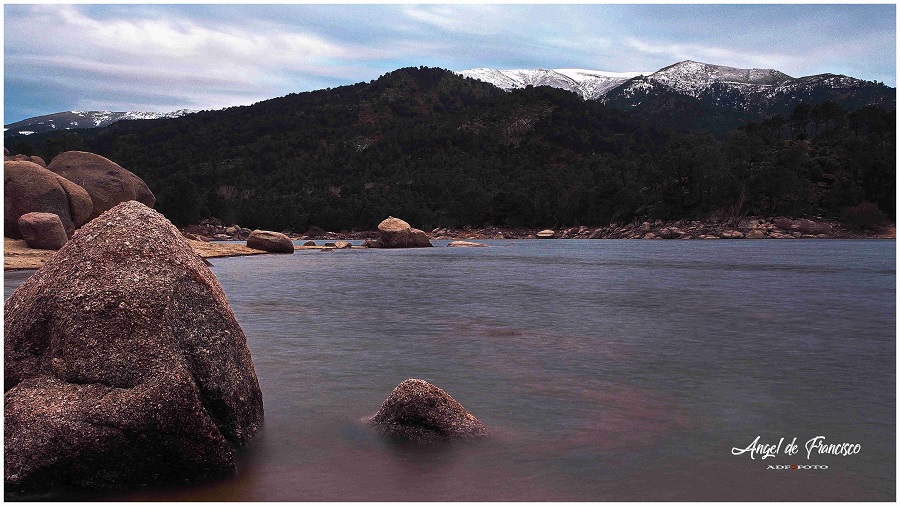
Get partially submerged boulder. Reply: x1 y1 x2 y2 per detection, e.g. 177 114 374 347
369 379 487 443
17 212 68 250
4 201 264 497
247 230 294 253
334 241 352 249
447 240 487 247
47 151 155 221
377 217 432 248
4 160 93 239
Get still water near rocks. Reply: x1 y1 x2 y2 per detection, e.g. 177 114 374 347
4 239 895 500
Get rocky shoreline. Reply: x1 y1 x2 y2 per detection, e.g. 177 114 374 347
181 215 894 242
6 215 892 271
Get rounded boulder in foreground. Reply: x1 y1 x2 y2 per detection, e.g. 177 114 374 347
17 212 68 250
4 201 264 497
370 379 487 443
47 151 155 220
247 230 295 253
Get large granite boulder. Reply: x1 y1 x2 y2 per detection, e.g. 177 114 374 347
4 201 264 497
47 151 155 221
4 160 93 239
377 217 432 248
369 379 487 443
246 230 294 253
17 212 68 250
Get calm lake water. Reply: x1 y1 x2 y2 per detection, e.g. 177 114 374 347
4 239 895 501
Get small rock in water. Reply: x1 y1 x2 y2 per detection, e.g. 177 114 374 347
369 379 486 443
447 240 487 247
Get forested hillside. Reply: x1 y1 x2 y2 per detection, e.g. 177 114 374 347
11 67 895 231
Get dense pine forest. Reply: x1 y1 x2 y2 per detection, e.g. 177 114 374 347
10 67 895 231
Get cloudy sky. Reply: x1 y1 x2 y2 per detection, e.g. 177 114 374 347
4 3 896 123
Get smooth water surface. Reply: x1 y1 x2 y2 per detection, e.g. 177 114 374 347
4 239 895 500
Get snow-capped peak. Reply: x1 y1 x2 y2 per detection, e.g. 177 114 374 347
457 67 647 100
649 60 794 97
4 109 198 138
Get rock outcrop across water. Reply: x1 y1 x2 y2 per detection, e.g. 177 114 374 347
369 379 486 442
4 160 93 239
47 151 155 220
247 229 295 253
377 217 432 248
4 201 264 497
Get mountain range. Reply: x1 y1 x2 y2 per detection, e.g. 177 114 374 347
4 109 196 137
6 60 893 141
459 60 894 129
3 65 893 232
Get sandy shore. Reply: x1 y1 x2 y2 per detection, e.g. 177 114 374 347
4 237 271 271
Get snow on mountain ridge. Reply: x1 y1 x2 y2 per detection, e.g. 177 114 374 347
5 109 197 136
648 60 794 98
457 67 646 100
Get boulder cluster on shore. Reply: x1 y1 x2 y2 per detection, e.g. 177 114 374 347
4 148 155 251
180 214 890 244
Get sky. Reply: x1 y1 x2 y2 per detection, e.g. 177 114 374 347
4 3 897 124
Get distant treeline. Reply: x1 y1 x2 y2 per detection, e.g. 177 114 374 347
11 67 895 231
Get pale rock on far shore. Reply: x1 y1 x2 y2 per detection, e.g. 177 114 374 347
377 217 432 248
246 230 294 253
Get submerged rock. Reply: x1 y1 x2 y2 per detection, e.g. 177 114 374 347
369 379 487 443
377 217 432 248
447 240 487 247
17 212 68 250
4 201 264 497
247 229 294 253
